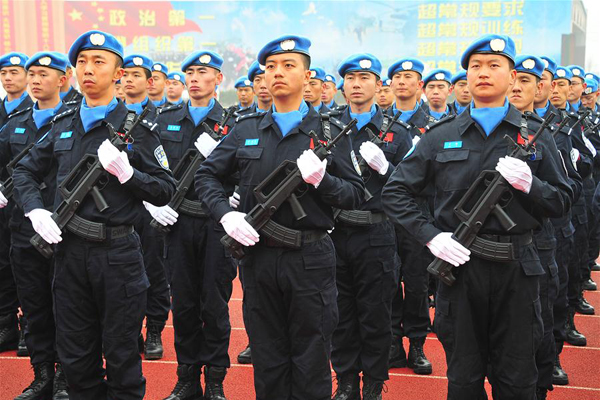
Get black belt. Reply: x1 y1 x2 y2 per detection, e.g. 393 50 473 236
336 210 388 226
260 220 327 249
178 199 207 218
470 233 533 262
66 214 134 242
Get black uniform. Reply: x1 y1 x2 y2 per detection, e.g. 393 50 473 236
583 109 600 281
61 86 84 104
196 104 364 400
156 100 237 370
382 106 572 399
13 100 175 400
330 106 410 382
0 94 33 349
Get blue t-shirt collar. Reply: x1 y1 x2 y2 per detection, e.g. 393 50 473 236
272 100 310 137
392 101 419 123
350 103 377 131
79 97 119 133
3 91 29 115
454 100 467 115
32 101 63 130
470 98 510 137
59 87 73 101
535 101 551 118
188 98 216 127
125 97 149 115
326 100 335 108
429 105 449 121
152 96 168 107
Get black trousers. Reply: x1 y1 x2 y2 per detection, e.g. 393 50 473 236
0 207 19 318
553 225 573 343
243 236 338 400
582 176 596 281
568 212 587 307
54 232 148 400
168 214 235 367
435 245 543 400
330 221 399 381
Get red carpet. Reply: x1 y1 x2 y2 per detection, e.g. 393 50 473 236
1 270 599 400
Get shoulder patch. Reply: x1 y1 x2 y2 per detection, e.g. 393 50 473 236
65 100 80 106
8 107 32 119
154 145 170 170
51 107 78 123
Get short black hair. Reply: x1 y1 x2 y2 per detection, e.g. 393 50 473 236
300 54 311 70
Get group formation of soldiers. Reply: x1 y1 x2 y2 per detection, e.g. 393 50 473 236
0 28 598 400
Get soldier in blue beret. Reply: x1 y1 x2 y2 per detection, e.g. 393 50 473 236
322 73 338 110
507 55 544 112
533 57 558 118
196 34 364 400
582 77 599 111
247 60 272 114
59 59 83 105
149 62 169 107
234 76 255 115
303 66 328 112
376 78 394 110
449 70 471 115
166 72 185 105
422 69 453 121
13 30 176 400
566 65 587 112
0 51 72 400
1 52 33 126
121 54 155 115
383 34 572 400
584 72 599 88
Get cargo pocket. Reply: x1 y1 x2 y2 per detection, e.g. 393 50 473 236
320 283 339 341
121 273 150 334
519 245 544 276
434 296 454 353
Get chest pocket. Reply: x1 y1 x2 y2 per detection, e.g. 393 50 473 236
381 143 398 159
435 149 471 191
236 146 264 186
160 130 184 164
9 133 29 145
54 139 75 178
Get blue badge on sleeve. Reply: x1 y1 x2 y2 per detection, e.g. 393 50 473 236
167 125 181 131
443 141 463 149
245 138 259 146
14 127 26 134
60 131 73 139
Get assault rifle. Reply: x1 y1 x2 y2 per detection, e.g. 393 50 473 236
0 142 35 200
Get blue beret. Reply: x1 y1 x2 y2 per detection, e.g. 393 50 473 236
25 51 68 73
235 76 253 88
514 55 544 79
324 74 337 85
337 53 382 79
309 66 327 81
0 52 28 69
257 35 311 66
152 62 169 76
387 58 425 80
167 71 186 85
460 34 516 70
540 56 557 76
68 30 123 67
423 68 452 86
585 72 599 86
451 70 467 85
247 61 265 82
382 78 392 87
567 65 585 81
337 78 344 91
123 54 153 73
181 50 223 72
554 66 573 82
584 78 598 94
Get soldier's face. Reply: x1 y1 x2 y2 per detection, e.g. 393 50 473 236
149 72 167 96
185 66 222 102
114 83 125 100
321 82 336 104
550 79 570 108
237 87 254 106
391 71 422 101
344 71 380 107
467 54 516 104
424 81 450 109
253 74 272 103
303 78 324 104
376 86 394 109
0 66 27 95
534 70 553 105
75 50 123 98
452 81 471 105
508 72 539 111
166 80 184 100
27 66 66 102
581 92 599 109
122 67 150 98
568 77 585 103
264 53 310 99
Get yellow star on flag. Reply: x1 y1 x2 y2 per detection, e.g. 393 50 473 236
69 9 83 21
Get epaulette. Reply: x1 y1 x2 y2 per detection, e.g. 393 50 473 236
64 99 80 106
7 106 32 119
328 117 346 130
235 112 262 124
139 115 159 132
51 107 77 123
426 114 456 131
426 114 437 124
158 103 183 114
324 109 343 117
388 116 411 130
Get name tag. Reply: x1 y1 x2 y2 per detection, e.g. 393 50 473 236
245 138 259 146
60 131 73 139
443 141 462 149
14 128 25 134
167 125 181 131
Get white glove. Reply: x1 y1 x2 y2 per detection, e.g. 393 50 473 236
0 191 8 208
495 156 533 194
220 211 259 246
97 139 134 183
195 132 218 158
26 208 62 244
427 232 470 267
582 134 597 157
143 201 178 226
359 141 390 175
297 150 327 188
570 148 580 170
229 192 240 209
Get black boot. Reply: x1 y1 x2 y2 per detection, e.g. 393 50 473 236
552 352 569 385
582 278 597 291
407 337 432 375
236 344 252 364
536 387 547 400
14 363 54 400
388 335 407 369
332 374 359 400
362 375 386 400
163 364 201 400
204 366 227 400
0 313 18 352
17 316 29 357
565 308 587 346
144 320 164 360
575 295 595 315
53 363 69 400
